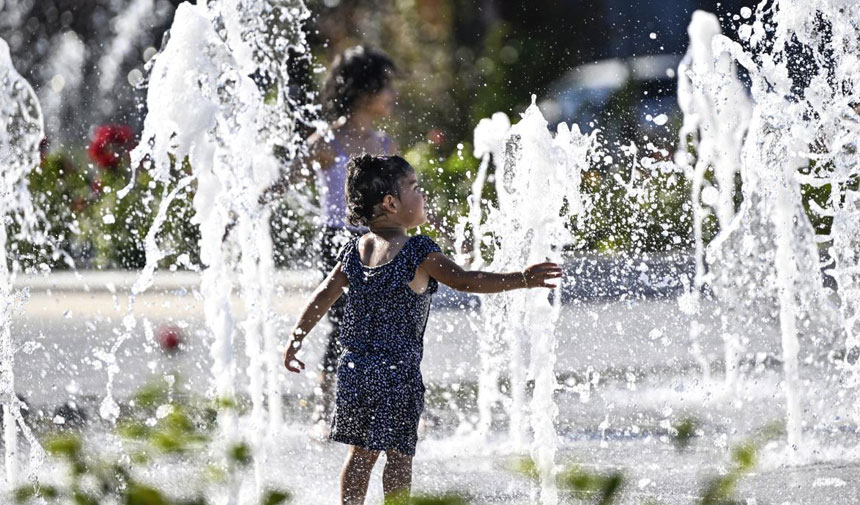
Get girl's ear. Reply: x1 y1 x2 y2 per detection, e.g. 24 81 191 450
381 194 398 213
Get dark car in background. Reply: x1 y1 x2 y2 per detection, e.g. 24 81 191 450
539 54 682 158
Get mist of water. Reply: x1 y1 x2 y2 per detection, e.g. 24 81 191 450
0 36 46 488
462 98 594 504
38 32 86 142
126 0 312 500
681 0 859 457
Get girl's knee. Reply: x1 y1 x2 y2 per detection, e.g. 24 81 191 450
347 445 380 467
385 450 413 466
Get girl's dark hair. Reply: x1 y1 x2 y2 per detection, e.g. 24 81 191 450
346 154 414 226
321 46 395 120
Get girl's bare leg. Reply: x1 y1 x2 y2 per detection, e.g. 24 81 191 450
382 450 413 504
341 445 380 505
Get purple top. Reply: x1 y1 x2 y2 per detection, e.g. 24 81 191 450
317 132 392 228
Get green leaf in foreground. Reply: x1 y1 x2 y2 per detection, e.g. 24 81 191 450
134 383 170 409
118 420 151 440
72 490 99 505
731 443 756 470
124 483 169 505
228 442 252 467
559 466 625 505
13 484 59 503
698 422 781 505
215 397 237 410
672 417 699 451
508 456 539 480
261 489 292 505
699 475 738 505
150 431 187 454
45 433 82 460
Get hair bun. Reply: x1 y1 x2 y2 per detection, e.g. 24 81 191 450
352 153 375 172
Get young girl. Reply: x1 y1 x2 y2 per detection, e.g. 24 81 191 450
265 46 398 430
312 47 398 430
283 154 561 504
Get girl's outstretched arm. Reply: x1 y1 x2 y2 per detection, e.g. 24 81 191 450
283 263 348 373
419 252 562 294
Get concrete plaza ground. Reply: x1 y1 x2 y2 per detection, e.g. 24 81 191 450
8 270 860 503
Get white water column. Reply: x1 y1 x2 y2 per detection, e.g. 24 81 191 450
676 10 751 386
688 0 860 455
129 1 312 501
460 112 512 441
0 37 47 488
478 99 592 504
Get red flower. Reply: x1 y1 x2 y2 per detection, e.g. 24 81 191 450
157 325 184 353
427 128 446 146
88 124 136 170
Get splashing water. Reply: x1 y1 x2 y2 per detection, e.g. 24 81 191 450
456 111 511 442
676 11 752 387
2 0 860 500
38 31 86 142
0 36 46 487
453 0 860 492
464 98 594 504
125 0 312 500
681 0 860 457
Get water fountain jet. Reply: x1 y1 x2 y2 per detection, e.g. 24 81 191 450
681 0 860 457
127 0 313 500
0 36 46 487
464 98 594 504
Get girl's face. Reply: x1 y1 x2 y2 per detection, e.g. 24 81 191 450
361 83 396 118
395 171 427 228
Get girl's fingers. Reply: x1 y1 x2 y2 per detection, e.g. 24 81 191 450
532 262 561 269
538 272 562 280
534 271 561 277
286 358 304 373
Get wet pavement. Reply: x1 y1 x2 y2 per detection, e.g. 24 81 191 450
7 270 858 503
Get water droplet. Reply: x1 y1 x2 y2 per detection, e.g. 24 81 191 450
652 114 668 126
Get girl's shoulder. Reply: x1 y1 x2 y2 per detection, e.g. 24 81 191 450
403 235 441 267
335 236 360 267
406 234 439 250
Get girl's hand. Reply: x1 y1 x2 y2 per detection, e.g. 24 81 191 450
522 262 563 289
284 338 305 373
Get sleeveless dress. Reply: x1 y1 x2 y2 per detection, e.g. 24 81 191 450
315 133 393 379
330 234 442 455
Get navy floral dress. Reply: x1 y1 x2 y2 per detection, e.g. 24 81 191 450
330 234 441 455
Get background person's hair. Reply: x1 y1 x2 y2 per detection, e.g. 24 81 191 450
321 46 395 120
345 154 414 226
